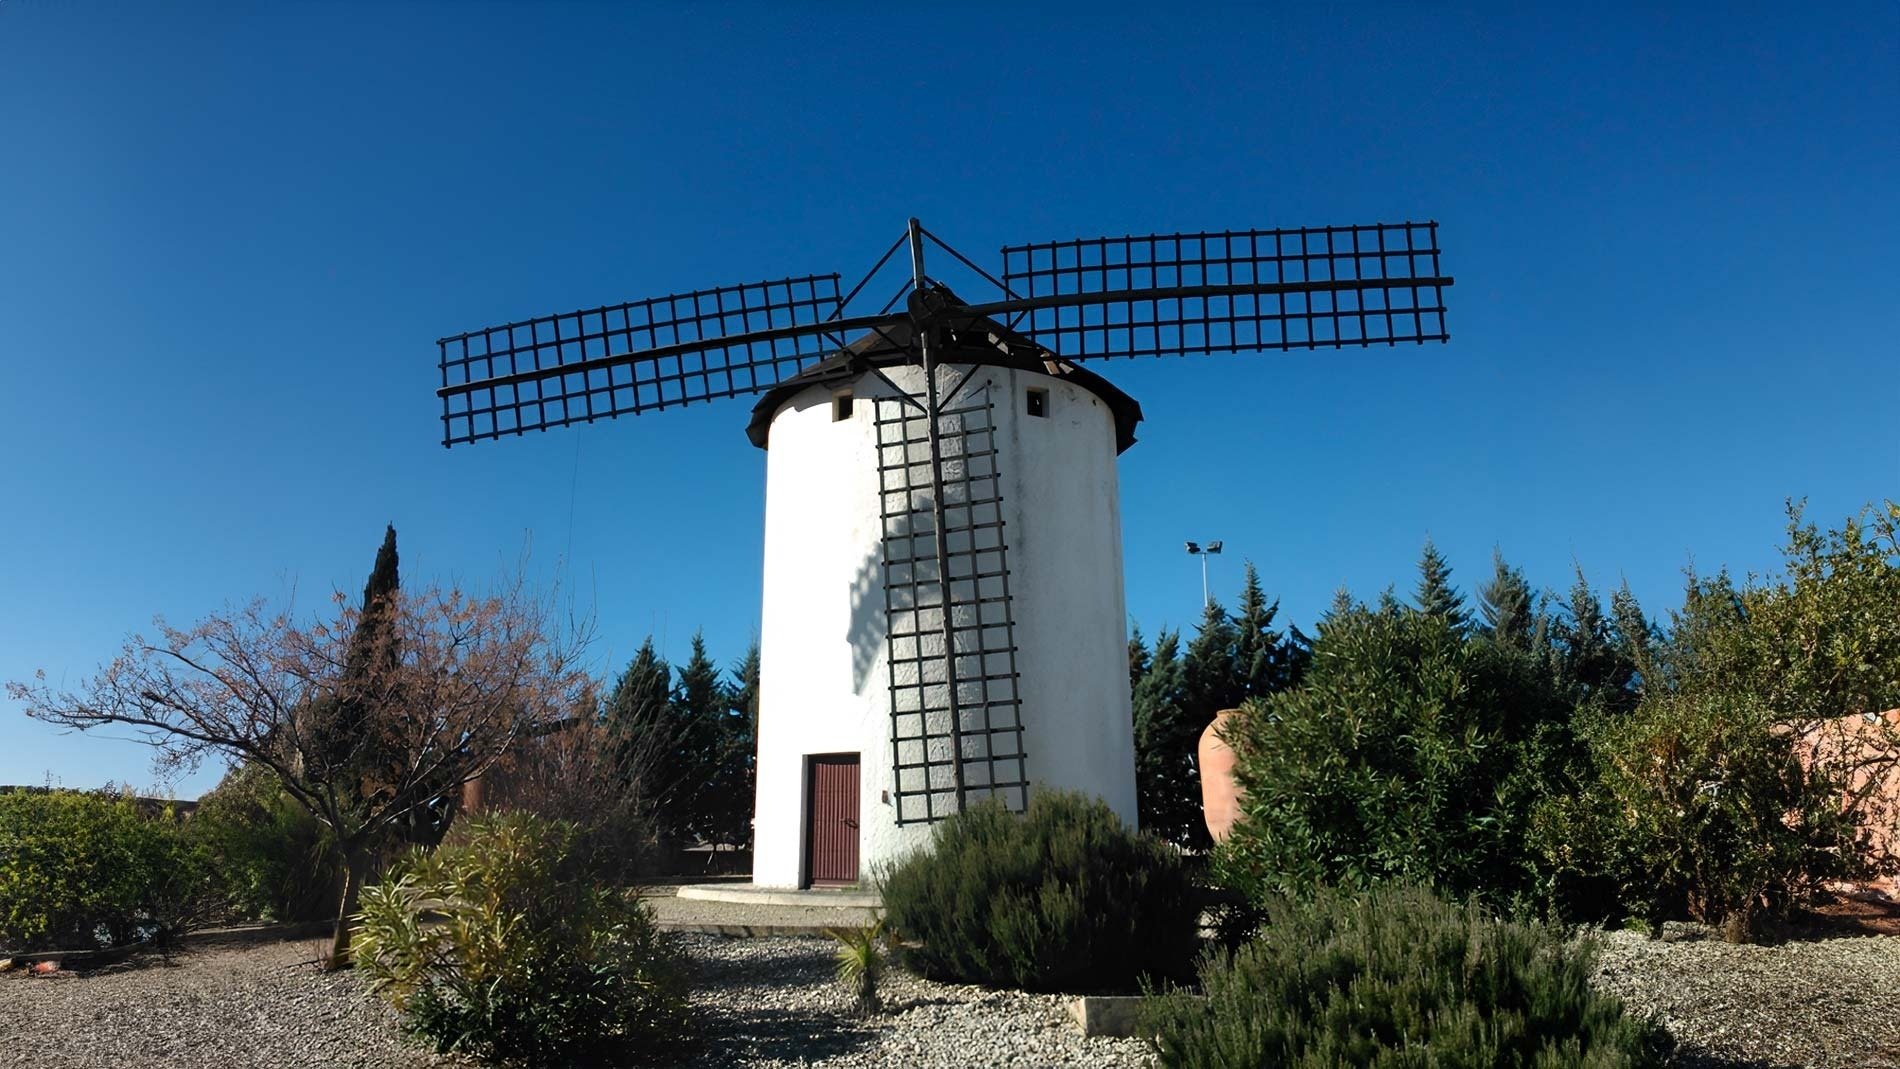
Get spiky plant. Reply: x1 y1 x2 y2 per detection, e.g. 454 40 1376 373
826 918 886 1016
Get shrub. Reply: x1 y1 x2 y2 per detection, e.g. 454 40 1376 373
353 811 689 1066
1546 691 1858 940
1215 608 1561 907
191 763 343 923
1143 884 1669 1069
0 788 207 951
879 790 1196 992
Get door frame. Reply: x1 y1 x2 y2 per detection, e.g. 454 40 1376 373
802 751 861 889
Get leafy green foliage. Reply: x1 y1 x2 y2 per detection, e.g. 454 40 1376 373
353 812 689 1066
1215 604 1566 906
1143 884 1669 1069
190 762 342 923
1553 691 1857 940
880 790 1196 992
0 788 209 951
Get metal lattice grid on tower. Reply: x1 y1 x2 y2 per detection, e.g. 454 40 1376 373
875 381 1027 824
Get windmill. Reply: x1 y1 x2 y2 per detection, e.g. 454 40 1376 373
437 219 1452 887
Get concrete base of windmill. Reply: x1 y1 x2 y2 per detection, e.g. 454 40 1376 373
1198 707 1246 843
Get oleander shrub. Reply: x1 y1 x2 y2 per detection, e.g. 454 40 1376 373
0 788 208 951
879 790 1196 992
353 811 689 1066
1214 607 1561 908
1143 884 1670 1069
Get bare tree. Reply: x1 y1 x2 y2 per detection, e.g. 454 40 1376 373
8 575 593 967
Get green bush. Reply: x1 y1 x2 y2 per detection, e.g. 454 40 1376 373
0 788 207 951
353 811 689 1066
1543 691 1857 940
879 790 1196 992
1215 608 1561 907
191 763 342 923
1143 884 1669 1069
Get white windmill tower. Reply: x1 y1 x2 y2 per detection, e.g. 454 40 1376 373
434 219 1452 888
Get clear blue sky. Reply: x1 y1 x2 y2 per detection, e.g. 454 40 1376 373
3 4 1895 798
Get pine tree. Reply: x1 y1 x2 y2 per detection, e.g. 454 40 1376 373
714 643 762 849
1129 625 1152 694
1413 539 1469 631
1477 549 1535 649
668 633 728 844
1232 563 1293 699
1553 568 1637 713
1131 629 1187 842
1607 581 1653 708
601 638 675 830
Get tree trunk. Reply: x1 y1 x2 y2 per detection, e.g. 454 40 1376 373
324 846 371 971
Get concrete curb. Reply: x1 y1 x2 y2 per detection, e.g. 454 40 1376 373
657 922 842 938
675 884 883 908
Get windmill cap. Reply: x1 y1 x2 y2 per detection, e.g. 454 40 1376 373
746 287 1143 453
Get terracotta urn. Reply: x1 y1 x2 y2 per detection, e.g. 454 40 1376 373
1198 708 1246 844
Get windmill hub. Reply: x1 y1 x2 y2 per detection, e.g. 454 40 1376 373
433 218 1452 888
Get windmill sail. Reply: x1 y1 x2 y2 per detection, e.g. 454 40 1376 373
994 222 1450 359
436 273 910 446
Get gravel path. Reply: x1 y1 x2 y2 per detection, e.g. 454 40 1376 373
1592 923 1900 1068
676 933 1150 1068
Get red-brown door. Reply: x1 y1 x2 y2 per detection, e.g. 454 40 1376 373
806 754 860 886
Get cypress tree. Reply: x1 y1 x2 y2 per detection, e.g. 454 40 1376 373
1413 539 1469 631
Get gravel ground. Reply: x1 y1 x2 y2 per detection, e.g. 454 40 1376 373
673 933 1151 1068
8 924 1894 1068
1591 922 1900 1068
0 934 1147 1068
0 938 469 1069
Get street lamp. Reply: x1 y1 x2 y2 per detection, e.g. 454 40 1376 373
1185 540 1224 608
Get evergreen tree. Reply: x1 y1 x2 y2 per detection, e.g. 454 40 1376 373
714 643 761 849
667 633 729 843
1232 563 1295 699
1318 587 1357 636
1129 625 1152 694
1554 568 1636 712
1477 549 1535 650
1413 539 1469 631
1608 581 1655 704
601 638 675 828
1132 629 1189 842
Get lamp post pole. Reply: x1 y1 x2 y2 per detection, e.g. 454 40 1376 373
1185 540 1224 608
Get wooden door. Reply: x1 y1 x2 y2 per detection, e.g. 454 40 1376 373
806 753 860 886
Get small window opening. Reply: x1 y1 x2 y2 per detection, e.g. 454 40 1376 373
1025 388 1048 418
833 391 853 421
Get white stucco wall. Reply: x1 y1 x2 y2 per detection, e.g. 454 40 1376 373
752 361 1137 888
